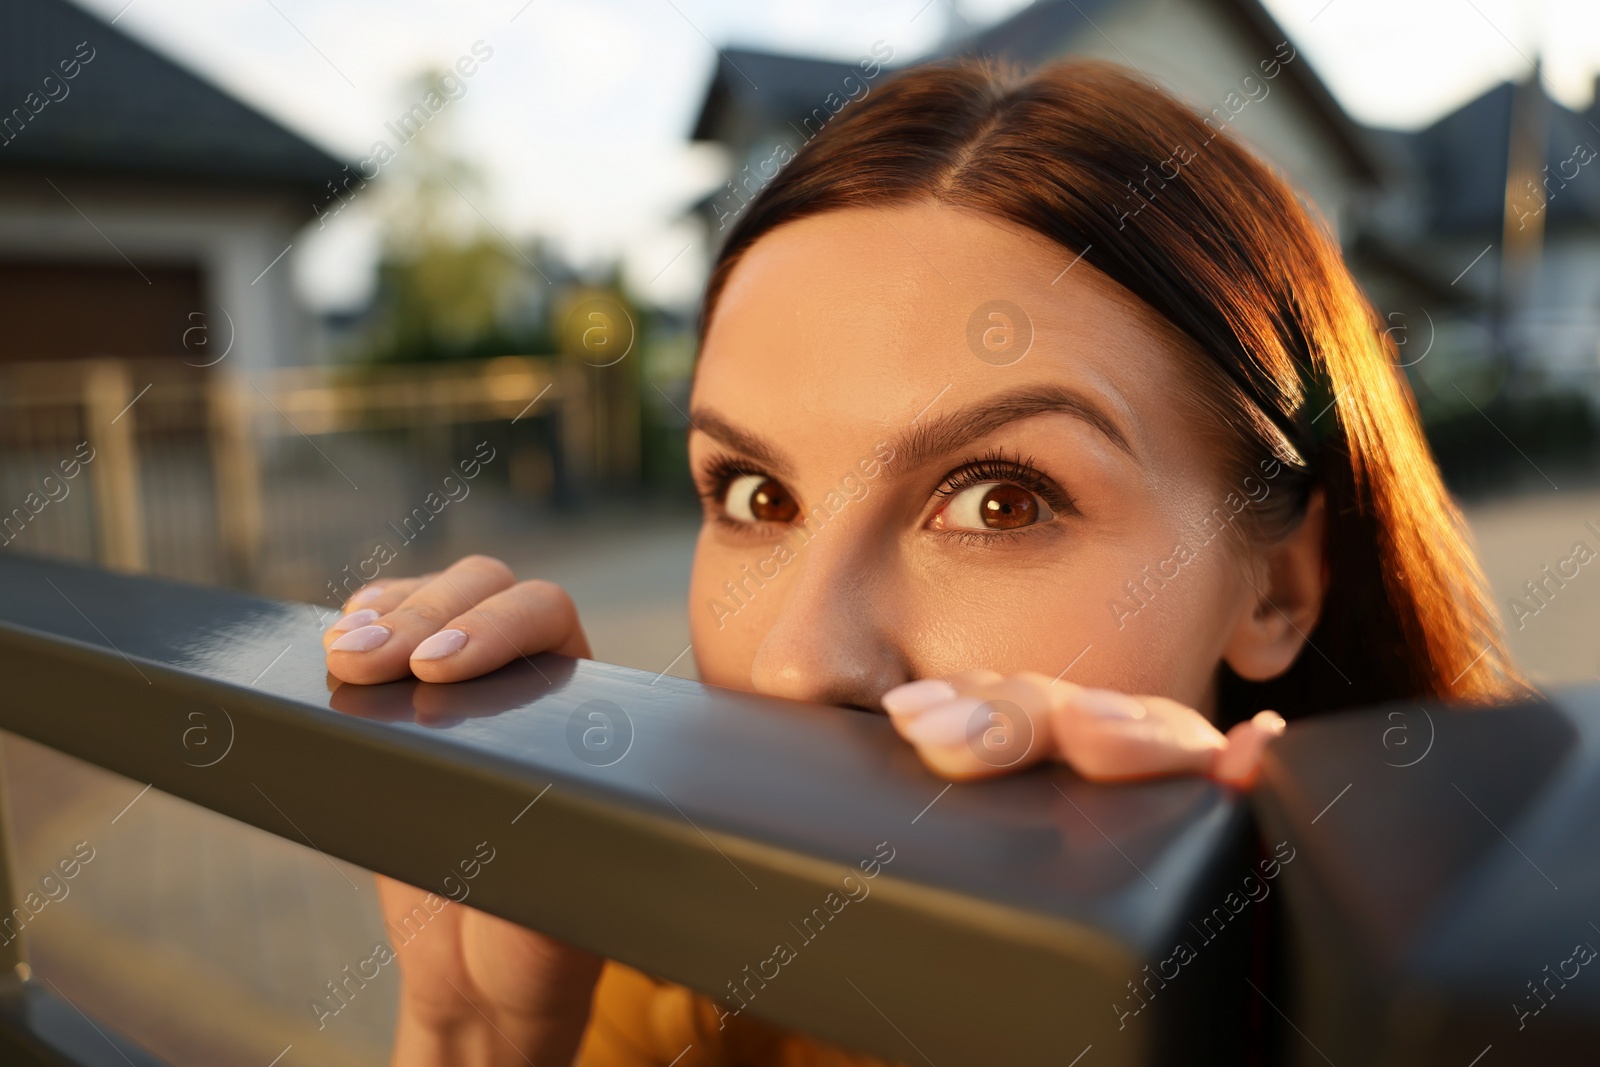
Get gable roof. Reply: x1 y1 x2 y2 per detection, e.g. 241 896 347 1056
690 48 872 143
954 0 1382 185
0 0 347 201
1391 78 1600 235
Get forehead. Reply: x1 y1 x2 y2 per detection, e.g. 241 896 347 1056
695 203 1197 440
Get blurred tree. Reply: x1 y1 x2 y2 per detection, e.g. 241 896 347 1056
360 69 557 363
346 69 672 499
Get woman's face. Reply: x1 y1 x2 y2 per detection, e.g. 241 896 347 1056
687 202 1265 716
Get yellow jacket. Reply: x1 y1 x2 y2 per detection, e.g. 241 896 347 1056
576 961 903 1067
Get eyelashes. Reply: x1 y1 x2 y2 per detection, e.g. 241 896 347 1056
694 455 774 536
694 455 754 508
933 448 1078 517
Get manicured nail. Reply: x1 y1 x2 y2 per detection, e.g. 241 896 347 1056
329 624 392 653
329 608 379 633
882 679 958 717
1252 710 1287 735
1075 688 1147 721
348 586 386 608
900 697 987 747
412 628 469 661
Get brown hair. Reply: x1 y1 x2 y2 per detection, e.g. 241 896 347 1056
698 59 1524 726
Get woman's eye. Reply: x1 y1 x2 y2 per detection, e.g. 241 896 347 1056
932 482 1054 532
723 474 799 523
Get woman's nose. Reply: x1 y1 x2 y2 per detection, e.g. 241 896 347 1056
747 537 912 711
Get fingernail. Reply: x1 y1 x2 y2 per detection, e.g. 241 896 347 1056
882 679 958 717
900 697 987 747
1075 688 1147 721
330 624 392 653
1252 710 1287 735
329 608 379 633
348 586 385 608
413 628 469 661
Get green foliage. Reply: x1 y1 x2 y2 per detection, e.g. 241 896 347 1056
359 70 555 364
367 239 553 363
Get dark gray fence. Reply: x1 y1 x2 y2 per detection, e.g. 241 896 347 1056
0 551 1595 1065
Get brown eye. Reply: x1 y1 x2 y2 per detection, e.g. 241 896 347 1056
725 474 799 523
932 481 1054 533
979 484 1037 529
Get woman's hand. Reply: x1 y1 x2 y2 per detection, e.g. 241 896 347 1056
378 876 603 1067
323 555 592 685
881 671 1285 787
324 556 602 1065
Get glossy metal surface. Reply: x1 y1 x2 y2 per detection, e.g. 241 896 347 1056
0 984 165 1067
0 553 1254 1065
1254 687 1600 1066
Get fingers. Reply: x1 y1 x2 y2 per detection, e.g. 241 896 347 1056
882 671 1239 784
327 556 515 683
1049 689 1225 782
407 579 592 684
881 671 1058 781
322 574 435 649
1211 710 1287 788
347 575 432 612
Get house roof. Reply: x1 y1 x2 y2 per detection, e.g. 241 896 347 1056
1392 78 1600 235
954 0 1383 184
690 49 872 143
0 0 347 201
690 0 1384 186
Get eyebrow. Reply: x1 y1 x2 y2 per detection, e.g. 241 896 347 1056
688 383 1134 481
897 384 1137 471
686 407 796 478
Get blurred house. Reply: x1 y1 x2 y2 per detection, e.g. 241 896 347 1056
0 0 584 597
1357 70 1600 399
689 0 1386 243
0 0 344 374
686 0 1600 449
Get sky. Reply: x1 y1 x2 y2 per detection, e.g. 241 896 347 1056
65 0 1600 313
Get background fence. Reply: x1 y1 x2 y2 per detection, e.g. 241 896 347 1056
0 354 649 603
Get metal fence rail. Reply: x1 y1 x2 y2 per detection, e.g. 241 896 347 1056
9 553 1598 1065
1255 686 1600 1066
0 552 1261 1066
